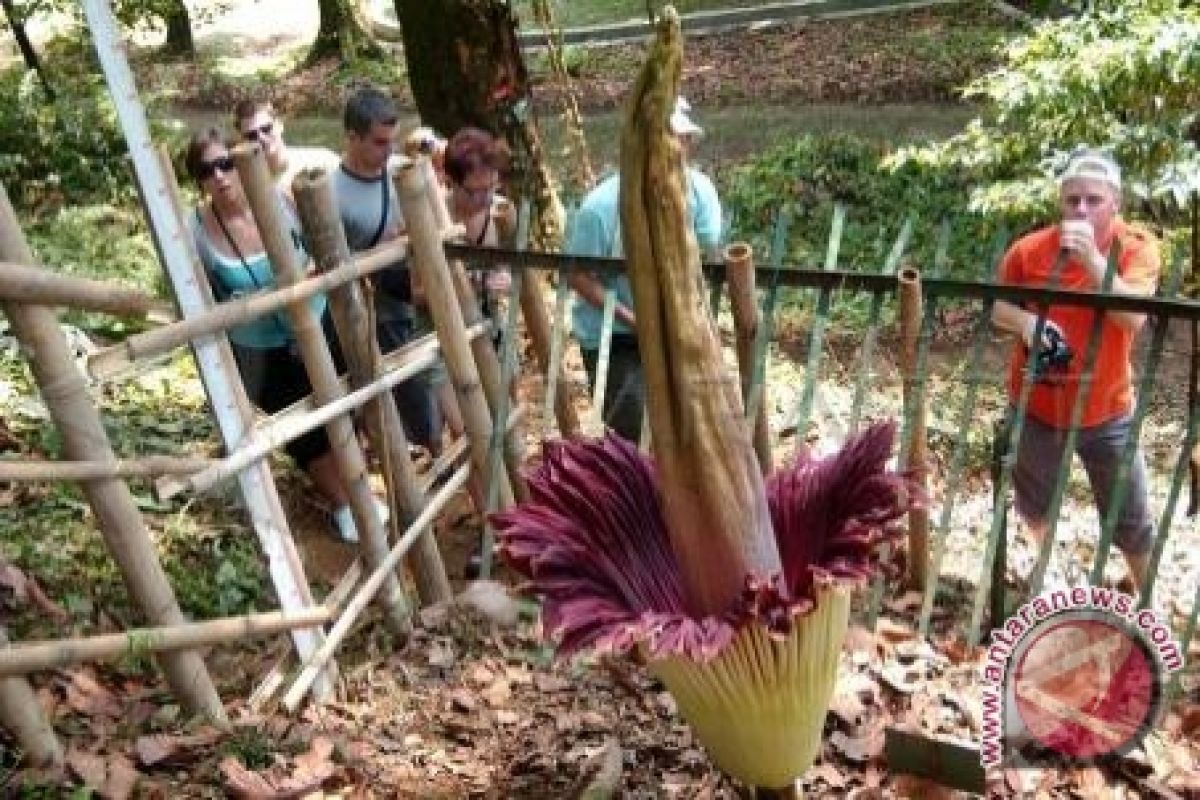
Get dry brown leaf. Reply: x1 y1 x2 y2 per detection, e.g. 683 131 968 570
828 687 866 728
292 736 334 780
885 591 923 615
843 625 878 655
875 618 916 644
481 677 512 708
101 754 140 800
829 729 884 764
67 749 107 790
67 749 140 800
1179 704 1200 737
219 751 334 800
1072 766 1109 798
134 729 225 768
879 663 920 695
64 670 123 718
891 774 957 799
807 762 846 790
0 560 68 620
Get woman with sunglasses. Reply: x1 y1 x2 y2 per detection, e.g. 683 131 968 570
184 127 382 544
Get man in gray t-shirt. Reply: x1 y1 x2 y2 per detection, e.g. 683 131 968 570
334 86 443 455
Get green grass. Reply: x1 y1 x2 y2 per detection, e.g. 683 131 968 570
514 0 775 29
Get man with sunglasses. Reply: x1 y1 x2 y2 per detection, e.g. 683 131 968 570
233 99 339 195
332 85 444 459
992 147 1160 596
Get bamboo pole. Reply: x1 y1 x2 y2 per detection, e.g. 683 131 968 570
427 174 529 502
0 628 62 767
155 326 473 500
0 261 166 317
283 462 471 711
897 267 929 590
725 242 772 475
83 0 334 702
86 238 411 381
232 142 411 637
293 168 452 606
395 160 515 513
149 149 336 704
499 200 581 437
0 455 212 482
0 607 332 678
0 184 226 722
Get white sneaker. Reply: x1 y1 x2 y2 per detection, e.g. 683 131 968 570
332 505 358 543
331 497 390 544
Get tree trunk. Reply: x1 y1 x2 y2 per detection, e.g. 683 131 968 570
1 0 54 99
161 0 194 58
394 0 563 248
308 0 383 66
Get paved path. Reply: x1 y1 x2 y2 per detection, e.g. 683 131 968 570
363 0 967 48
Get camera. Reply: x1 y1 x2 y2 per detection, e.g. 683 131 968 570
1033 325 1073 382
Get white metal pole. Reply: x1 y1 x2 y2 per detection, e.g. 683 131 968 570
79 0 335 701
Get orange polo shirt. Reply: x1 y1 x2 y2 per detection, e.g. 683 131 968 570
999 220 1160 429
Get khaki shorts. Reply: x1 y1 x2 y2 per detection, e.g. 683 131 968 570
1010 411 1154 555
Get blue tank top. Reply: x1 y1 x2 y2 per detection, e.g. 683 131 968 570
190 193 326 349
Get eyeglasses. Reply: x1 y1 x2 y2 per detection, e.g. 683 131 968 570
242 122 275 142
196 155 235 181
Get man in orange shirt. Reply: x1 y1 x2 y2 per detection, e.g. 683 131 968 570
993 148 1160 592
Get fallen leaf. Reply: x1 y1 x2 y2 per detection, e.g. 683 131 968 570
67 749 140 800
807 762 846 789
481 677 512 708
64 670 123 718
134 729 225 768
219 752 333 800
875 618 916 644
830 729 884 764
879 663 920 694
101 755 139 800
828 687 866 728
891 774 956 799
885 591 923 615
449 689 477 713
1178 704 1200 737
843 625 877 655
67 749 107 790
292 736 334 780
0 560 67 620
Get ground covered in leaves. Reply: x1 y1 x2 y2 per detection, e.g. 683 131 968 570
129 2 1018 117
2 310 1200 797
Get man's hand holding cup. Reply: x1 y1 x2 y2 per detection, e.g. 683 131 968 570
1060 219 1106 285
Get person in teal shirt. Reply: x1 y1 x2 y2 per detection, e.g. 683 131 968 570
567 97 723 440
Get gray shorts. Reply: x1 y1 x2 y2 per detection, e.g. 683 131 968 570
1011 412 1153 555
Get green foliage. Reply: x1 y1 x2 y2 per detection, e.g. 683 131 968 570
888 0 1200 219
0 68 135 211
221 727 274 769
9 0 227 38
0 350 267 637
724 133 1041 279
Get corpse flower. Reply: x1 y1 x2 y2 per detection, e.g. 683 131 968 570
494 427 912 789
495 7 916 793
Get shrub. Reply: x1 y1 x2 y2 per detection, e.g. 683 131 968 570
0 68 136 212
724 134 1041 280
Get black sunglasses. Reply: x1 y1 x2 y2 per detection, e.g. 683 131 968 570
242 121 274 141
196 155 235 181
